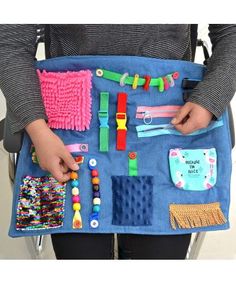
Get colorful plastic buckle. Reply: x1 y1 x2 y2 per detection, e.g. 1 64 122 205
98 110 109 128
116 112 127 130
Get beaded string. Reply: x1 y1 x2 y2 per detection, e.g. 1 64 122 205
88 158 101 229
71 155 84 229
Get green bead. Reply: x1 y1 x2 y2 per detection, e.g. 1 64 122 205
93 205 100 213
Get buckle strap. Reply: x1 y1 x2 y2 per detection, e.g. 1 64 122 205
98 92 109 152
128 152 138 176
116 92 127 150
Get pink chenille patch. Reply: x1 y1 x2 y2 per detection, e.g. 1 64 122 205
37 70 92 131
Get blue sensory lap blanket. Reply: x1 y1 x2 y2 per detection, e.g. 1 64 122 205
9 55 232 237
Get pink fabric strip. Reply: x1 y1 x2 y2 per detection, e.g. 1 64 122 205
136 105 181 118
65 144 88 153
37 70 92 131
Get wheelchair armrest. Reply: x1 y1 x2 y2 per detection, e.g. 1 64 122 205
3 110 23 153
0 118 4 141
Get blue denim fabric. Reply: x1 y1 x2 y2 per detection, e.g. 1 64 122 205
9 55 232 237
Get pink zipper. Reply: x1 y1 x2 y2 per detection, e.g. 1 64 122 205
136 105 181 119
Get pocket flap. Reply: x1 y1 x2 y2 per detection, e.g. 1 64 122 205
169 148 217 191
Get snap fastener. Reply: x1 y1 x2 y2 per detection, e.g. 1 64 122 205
96 69 103 77
129 152 137 160
88 158 97 169
80 144 88 152
90 219 99 228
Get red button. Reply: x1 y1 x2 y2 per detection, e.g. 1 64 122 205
129 152 137 159
172 72 179 80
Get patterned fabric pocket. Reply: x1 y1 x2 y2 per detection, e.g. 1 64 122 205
169 148 217 191
37 70 92 131
111 176 153 226
16 176 66 230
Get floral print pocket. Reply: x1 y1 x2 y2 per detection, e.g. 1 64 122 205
169 148 217 191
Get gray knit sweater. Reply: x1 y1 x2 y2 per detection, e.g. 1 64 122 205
0 24 236 134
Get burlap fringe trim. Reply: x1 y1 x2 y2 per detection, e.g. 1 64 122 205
169 202 227 230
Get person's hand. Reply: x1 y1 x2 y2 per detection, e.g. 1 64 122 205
171 102 214 135
26 119 79 182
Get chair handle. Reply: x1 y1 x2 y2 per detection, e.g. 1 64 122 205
0 118 4 141
3 110 23 153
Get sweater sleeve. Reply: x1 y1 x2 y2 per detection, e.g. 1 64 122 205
0 24 47 134
186 24 236 117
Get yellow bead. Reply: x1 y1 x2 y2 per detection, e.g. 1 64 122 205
93 198 101 205
73 203 81 211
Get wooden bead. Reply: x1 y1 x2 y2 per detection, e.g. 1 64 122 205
91 169 99 177
73 203 81 211
93 198 101 205
93 205 100 213
72 195 80 203
70 171 78 180
71 180 79 187
72 187 79 195
92 177 100 185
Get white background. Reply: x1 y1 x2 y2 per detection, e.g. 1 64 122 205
0 0 235 281
0 24 236 260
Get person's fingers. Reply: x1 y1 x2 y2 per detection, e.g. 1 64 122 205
59 161 69 174
43 157 70 183
171 103 192 125
47 158 70 183
61 171 71 182
60 149 79 171
174 118 198 135
59 162 71 182
50 166 65 182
